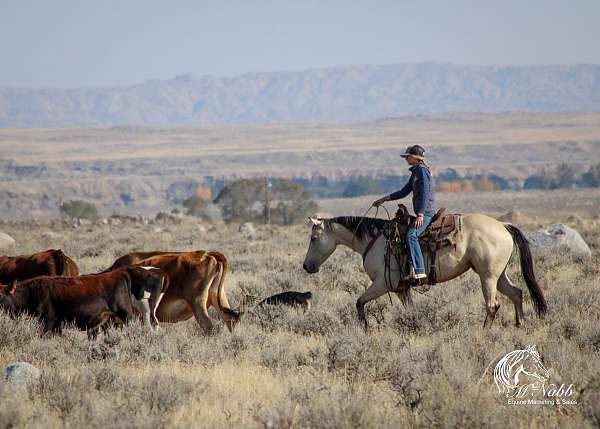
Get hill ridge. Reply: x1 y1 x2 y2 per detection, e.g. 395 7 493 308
1 63 600 127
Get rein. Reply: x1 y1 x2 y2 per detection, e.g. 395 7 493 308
358 204 392 261
349 204 378 250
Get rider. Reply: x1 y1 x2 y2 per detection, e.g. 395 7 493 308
373 145 436 280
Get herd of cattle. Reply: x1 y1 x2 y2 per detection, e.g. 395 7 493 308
0 248 245 338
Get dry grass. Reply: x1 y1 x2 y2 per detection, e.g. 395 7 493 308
2 112 600 165
0 201 599 428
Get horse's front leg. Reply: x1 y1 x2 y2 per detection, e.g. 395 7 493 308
356 278 389 330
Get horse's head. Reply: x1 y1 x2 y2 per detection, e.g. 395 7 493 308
520 345 550 383
303 217 337 274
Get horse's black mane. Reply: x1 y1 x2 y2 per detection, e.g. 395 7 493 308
326 216 389 241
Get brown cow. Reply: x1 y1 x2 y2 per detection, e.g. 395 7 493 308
106 251 207 271
0 266 163 338
0 249 79 283
107 251 240 333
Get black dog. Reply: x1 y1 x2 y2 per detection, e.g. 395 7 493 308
258 291 312 311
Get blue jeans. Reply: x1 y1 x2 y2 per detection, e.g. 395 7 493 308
406 214 433 274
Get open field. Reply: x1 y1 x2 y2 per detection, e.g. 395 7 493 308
2 112 600 219
0 190 599 428
1 113 600 178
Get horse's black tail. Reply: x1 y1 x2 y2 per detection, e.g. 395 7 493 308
504 224 548 317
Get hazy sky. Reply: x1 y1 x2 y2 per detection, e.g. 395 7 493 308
1 0 599 88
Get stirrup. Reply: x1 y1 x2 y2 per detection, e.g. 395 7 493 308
403 270 427 281
403 274 427 286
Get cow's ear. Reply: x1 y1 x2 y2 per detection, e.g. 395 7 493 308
8 280 17 295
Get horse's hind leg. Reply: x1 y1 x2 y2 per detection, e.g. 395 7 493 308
497 270 524 327
478 274 500 328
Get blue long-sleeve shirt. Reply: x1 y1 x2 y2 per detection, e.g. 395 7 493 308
388 163 435 216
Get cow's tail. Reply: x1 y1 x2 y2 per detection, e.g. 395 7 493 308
52 249 79 276
63 253 79 276
51 249 65 276
504 224 548 317
119 271 134 321
210 252 240 321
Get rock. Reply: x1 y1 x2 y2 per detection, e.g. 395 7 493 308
78 218 93 227
0 362 41 394
239 222 255 236
0 232 16 250
527 224 592 258
498 210 521 223
109 217 122 226
197 224 207 235
153 227 163 233
155 212 181 225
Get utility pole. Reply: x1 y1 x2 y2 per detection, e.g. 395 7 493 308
264 177 271 225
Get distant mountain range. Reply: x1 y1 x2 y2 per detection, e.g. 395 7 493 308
1 63 599 127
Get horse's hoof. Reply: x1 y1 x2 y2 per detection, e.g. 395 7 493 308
358 320 369 332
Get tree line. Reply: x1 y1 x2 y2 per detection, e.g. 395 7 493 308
58 162 600 222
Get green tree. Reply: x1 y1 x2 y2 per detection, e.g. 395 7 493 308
59 200 100 220
342 177 382 198
213 178 317 225
181 195 211 221
582 163 600 187
552 164 577 189
270 180 318 225
524 164 579 190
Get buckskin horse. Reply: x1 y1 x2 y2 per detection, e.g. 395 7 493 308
302 213 547 329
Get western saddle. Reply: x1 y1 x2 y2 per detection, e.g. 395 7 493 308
386 204 462 287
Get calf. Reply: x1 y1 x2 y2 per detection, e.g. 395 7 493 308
0 249 79 283
129 266 169 329
258 291 313 311
0 266 162 338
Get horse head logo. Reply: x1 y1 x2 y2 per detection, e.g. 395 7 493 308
493 345 550 397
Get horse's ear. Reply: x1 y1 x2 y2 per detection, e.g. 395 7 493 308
308 217 324 227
